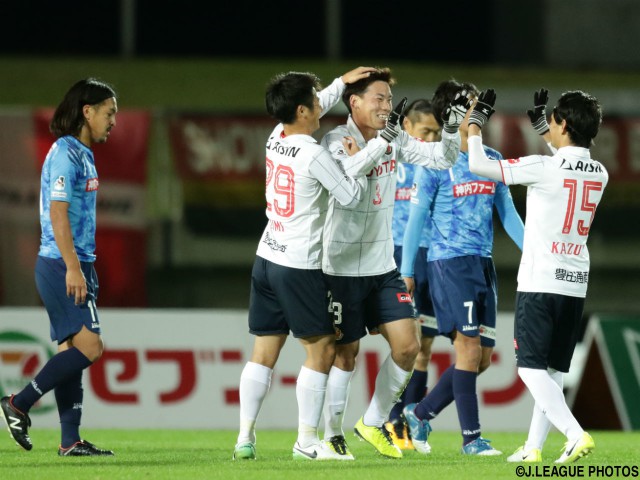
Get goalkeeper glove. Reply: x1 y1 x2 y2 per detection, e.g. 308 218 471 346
468 89 496 129
443 90 472 133
527 88 550 135
380 97 407 143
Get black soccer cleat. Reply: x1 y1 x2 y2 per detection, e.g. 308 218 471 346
0 395 33 451
58 439 115 457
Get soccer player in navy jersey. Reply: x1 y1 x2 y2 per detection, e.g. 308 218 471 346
385 99 441 449
0 79 117 456
468 88 607 463
401 80 524 456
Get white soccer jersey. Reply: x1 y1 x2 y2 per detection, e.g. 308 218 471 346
499 146 608 297
256 77 369 269
321 116 460 276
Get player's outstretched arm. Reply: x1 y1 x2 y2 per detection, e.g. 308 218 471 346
341 66 377 85
468 89 502 181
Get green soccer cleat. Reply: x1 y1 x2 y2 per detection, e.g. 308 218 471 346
233 442 256 460
354 417 402 459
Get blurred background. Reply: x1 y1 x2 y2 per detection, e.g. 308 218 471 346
1 0 639 432
1 0 640 314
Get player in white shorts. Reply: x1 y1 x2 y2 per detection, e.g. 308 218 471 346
320 67 470 459
467 88 608 463
232 66 406 461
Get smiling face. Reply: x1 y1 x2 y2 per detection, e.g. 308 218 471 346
82 97 118 146
349 80 393 140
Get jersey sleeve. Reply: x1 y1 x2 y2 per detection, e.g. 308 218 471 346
308 148 365 208
322 131 387 178
400 167 434 277
396 129 460 170
48 145 78 203
494 182 524 250
499 154 547 186
318 77 346 117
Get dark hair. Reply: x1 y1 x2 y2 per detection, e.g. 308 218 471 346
341 67 396 113
265 72 321 124
431 79 478 127
552 91 602 148
50 78 117 138
403 99 434 124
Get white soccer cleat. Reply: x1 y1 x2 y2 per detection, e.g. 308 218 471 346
292 440 355 461
507 445 542 462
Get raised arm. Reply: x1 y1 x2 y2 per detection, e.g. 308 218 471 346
318 67 378 116
468 89 503 181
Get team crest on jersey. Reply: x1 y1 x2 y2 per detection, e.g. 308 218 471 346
85 177 99 191
397 293 412 303
385 145 392 155
53 176 65 191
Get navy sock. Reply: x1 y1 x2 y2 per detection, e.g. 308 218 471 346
55 370 83 448
453 368 480 445
415 365 454 420
13 347 92 413
403 369 427 405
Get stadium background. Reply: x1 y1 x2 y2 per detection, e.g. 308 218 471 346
0 0 639 432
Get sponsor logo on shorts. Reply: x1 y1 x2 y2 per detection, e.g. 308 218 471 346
462 325 477 332
334 327 344 341
507 158 521 164
513 338 519 350
479 325 496 339
91 322 100 329
397 293 412 303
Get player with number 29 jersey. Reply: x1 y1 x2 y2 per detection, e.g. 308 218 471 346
256 77 370 270
498 147 608 297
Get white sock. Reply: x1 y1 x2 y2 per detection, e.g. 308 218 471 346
518 367 583 442
525 368 563 451
296 366 328 448
323 366 355 439
237 361 272 445
363 354 412 427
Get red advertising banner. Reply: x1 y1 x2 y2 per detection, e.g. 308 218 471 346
33 109 151 307
168 113 640 184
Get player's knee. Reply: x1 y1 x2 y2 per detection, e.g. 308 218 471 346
478 356 491 374
334 342 358 371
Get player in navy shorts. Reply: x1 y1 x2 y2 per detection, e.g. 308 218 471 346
401 80 524 456
468 88 607 463
0 79 117 456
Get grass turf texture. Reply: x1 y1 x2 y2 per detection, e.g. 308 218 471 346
0 430 638 480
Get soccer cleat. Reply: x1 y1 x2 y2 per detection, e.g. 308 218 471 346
402 403 431 454
461 437 502 456
58 440 114 456
0 395 32 451
326 435 355 460
354 417 402 459
233 442 256 460
293 440 354 461
507 445 542 462
555 432 594 463
385 418 414 450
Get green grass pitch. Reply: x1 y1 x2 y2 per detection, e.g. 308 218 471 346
0 429 638 480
